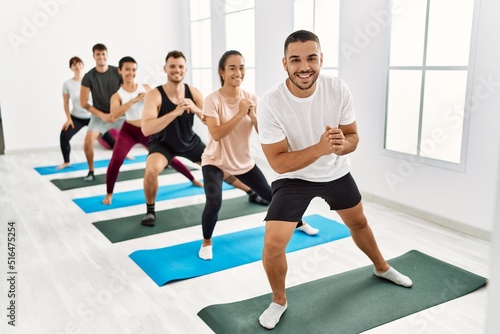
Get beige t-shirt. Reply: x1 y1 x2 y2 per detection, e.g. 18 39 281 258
201 89 257 175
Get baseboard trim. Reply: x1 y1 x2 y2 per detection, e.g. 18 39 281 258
362 192 492 241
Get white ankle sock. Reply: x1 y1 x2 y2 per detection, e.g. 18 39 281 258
374 266 413 287
297 223 319 236
198 245 213 260
259 302 287 329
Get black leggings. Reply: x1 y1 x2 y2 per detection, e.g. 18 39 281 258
60 116 116 163
59 116 89 163
201 164 271 240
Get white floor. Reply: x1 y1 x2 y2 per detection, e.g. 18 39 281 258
0 146 491 334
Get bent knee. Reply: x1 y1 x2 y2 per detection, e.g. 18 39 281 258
144 167 160 181
263 234 290 256
346 216 368 230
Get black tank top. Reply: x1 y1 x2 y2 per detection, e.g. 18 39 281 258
150 84 202 153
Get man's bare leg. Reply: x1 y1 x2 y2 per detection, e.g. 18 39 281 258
260 220 296 329
337 201 412 287
141 153 169 226
83 130 100 181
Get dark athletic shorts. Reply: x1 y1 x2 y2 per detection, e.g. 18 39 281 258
148 140 206 164
264 172 362 223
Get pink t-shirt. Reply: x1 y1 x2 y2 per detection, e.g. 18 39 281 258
201 89 257 175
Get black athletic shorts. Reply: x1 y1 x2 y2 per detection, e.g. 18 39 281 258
264 172 362 223
148 140 206 164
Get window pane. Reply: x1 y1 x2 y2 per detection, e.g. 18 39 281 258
420 70 467 163
315 0 339 67
426 0 474 66
294 0 314 31
389 0 427 66
191 19 212 68
191 69 214 98
226 10 255 67
385 70 422 154
190 0 211 20
225 0 254 13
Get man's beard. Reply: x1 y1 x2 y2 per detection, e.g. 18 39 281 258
287 71 318 91
168 74 183 84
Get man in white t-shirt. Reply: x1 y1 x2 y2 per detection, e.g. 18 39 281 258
256 30 413 330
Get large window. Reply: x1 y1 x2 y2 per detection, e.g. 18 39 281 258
190 0 213 97
385 0 476 167
224 0 255 93
293 0 340 77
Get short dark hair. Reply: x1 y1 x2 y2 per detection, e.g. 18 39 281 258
69 56 83 68
284 30 321 55
218 50 243 86
118 56 137 69
165 50 186 62
92 43 107 54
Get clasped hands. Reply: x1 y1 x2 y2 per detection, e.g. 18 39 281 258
320 125 346 155
174 98 198 117
239 99 256 119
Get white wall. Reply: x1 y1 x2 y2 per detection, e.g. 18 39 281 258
486 132 500 332
0 0 188 152
340 0 500 236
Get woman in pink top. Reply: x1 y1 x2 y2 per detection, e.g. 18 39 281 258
199 51 318 260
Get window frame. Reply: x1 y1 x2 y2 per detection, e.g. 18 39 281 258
224 2 256 93
293 0 340 77
383 0 481 172
189 0 214 97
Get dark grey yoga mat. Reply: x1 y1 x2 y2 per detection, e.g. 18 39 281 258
197 250 487 334
93 196 269 243
50 166 196 190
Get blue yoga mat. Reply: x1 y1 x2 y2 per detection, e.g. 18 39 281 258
73 181 233 213
34 155 148 175
129 214 350 286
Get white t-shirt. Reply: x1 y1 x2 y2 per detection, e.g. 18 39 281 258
117 84 147 121
258 75 356 182
62 79 91 119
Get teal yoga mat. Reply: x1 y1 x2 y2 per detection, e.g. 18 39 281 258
34 155 147 175
197 250 487 334
129 214 350 286
73 181 233 213
93 196 269 243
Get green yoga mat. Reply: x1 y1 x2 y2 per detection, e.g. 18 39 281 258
93 196 269 243
198 250 487 334
50 166 197 191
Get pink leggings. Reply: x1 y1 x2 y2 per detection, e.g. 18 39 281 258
106 121 194 194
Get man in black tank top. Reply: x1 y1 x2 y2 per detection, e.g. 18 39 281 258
149 83 202 152
140 50 269 227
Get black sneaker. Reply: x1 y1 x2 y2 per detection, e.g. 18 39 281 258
141 213 156 227
248 191 270 206
83 172 94 182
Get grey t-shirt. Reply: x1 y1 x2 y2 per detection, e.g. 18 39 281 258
81 66 121 113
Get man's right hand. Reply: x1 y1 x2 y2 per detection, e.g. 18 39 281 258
318 126 339 155
100 112 114 123
173 101 190 117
